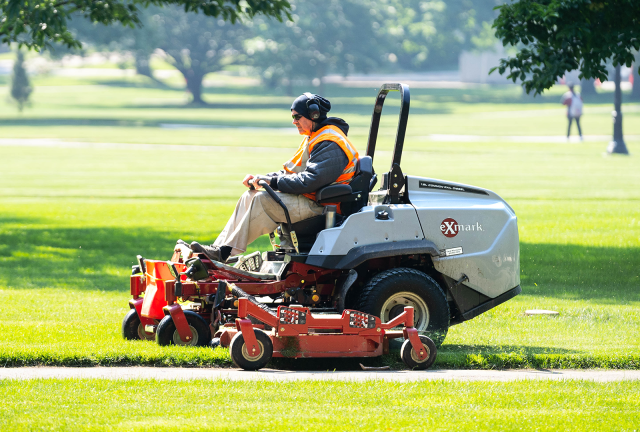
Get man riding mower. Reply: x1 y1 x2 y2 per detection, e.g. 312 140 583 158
189 92 357 264
123 84 521 370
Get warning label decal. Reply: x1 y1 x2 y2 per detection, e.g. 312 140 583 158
419 181 489 195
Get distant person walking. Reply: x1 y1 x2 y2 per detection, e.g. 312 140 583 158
561 85 583 140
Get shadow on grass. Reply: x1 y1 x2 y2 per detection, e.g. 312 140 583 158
79 79 637 106
0 222 178 292
266 344 581 371
122 101 449 116
269 355 398 371
0 216 637 302
268 344 580 371
520 242 640 303
0 118 296 129
0 216 273 293
440 344 579 355
268 343 640 370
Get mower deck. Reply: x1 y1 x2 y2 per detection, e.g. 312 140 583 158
217 298 436 370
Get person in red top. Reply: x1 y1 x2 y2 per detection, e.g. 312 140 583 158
189 93 358 262
561 85 584 140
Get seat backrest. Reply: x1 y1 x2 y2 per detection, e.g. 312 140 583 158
340 156 373 216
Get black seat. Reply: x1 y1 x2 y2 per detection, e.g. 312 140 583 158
278 156 375 252
316 155 374 217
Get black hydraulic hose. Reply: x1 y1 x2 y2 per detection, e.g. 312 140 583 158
231 284 277 317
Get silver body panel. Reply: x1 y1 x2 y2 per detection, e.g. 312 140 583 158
308 176 520 299
309 204 425 256
407 176 520 298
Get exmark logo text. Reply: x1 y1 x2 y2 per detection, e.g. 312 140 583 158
440 218 483 237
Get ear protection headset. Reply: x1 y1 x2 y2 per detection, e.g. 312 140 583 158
304 92 321 120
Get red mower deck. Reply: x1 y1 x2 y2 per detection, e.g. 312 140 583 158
216 297 437 370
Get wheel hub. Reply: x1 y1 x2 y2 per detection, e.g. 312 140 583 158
242 340 265 361
172 326 197 346
137 323 155 341
410 343 430 364
381 291 430 331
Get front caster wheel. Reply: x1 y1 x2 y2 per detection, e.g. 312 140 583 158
122 309 154 341
156 310 211 347
401 335 437 370
229 330 273 370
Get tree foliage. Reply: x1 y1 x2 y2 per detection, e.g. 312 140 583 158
244 0 501 90
10 50 32 111
377 0 500 71
244 0 381 93
0 0 290 50
153 6 249 103
492 0 640 94
63 7 163 78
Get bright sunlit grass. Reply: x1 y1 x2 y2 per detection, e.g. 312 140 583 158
1 379 639 431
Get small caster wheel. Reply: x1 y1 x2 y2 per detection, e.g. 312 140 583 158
401 335 437 370
155 311 211 347
122 309 154 341
210 338 221 349
229 330 273 370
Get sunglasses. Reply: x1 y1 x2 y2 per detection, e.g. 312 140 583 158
292 114 303 121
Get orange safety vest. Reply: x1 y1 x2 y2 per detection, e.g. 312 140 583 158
283 125 359 202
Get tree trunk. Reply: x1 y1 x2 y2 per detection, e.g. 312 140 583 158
11 50 32 112
580 77 596 97
134 52 153 78
607 65 629 155
631 56 640 101
184 70 205 105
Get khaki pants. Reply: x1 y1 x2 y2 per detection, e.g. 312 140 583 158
213 189 324 255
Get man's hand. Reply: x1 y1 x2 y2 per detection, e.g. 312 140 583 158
244 174 273 190
242 174 256 189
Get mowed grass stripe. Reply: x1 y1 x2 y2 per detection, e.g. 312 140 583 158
1 379 639 431
1 140 639 200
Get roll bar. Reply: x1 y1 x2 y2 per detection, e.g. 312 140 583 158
366 83 410 170
366 83 410 204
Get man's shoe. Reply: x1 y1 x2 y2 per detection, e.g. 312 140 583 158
190 241 223 262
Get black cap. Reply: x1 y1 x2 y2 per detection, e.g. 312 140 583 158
291 93 331 121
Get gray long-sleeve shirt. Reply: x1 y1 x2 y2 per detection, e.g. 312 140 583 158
268 117 351 196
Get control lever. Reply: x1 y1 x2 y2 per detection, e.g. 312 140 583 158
168 263 183 297
248 178 299 254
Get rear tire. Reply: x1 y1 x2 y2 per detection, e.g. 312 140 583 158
155 310 211 347
229 330 273 370
401 335 437 370
122 309 154 341
356 267 450 347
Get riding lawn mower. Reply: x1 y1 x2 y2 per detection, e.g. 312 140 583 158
122 83 521 370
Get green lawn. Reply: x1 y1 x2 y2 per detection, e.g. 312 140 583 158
0 76 638 369
1 379 639 431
